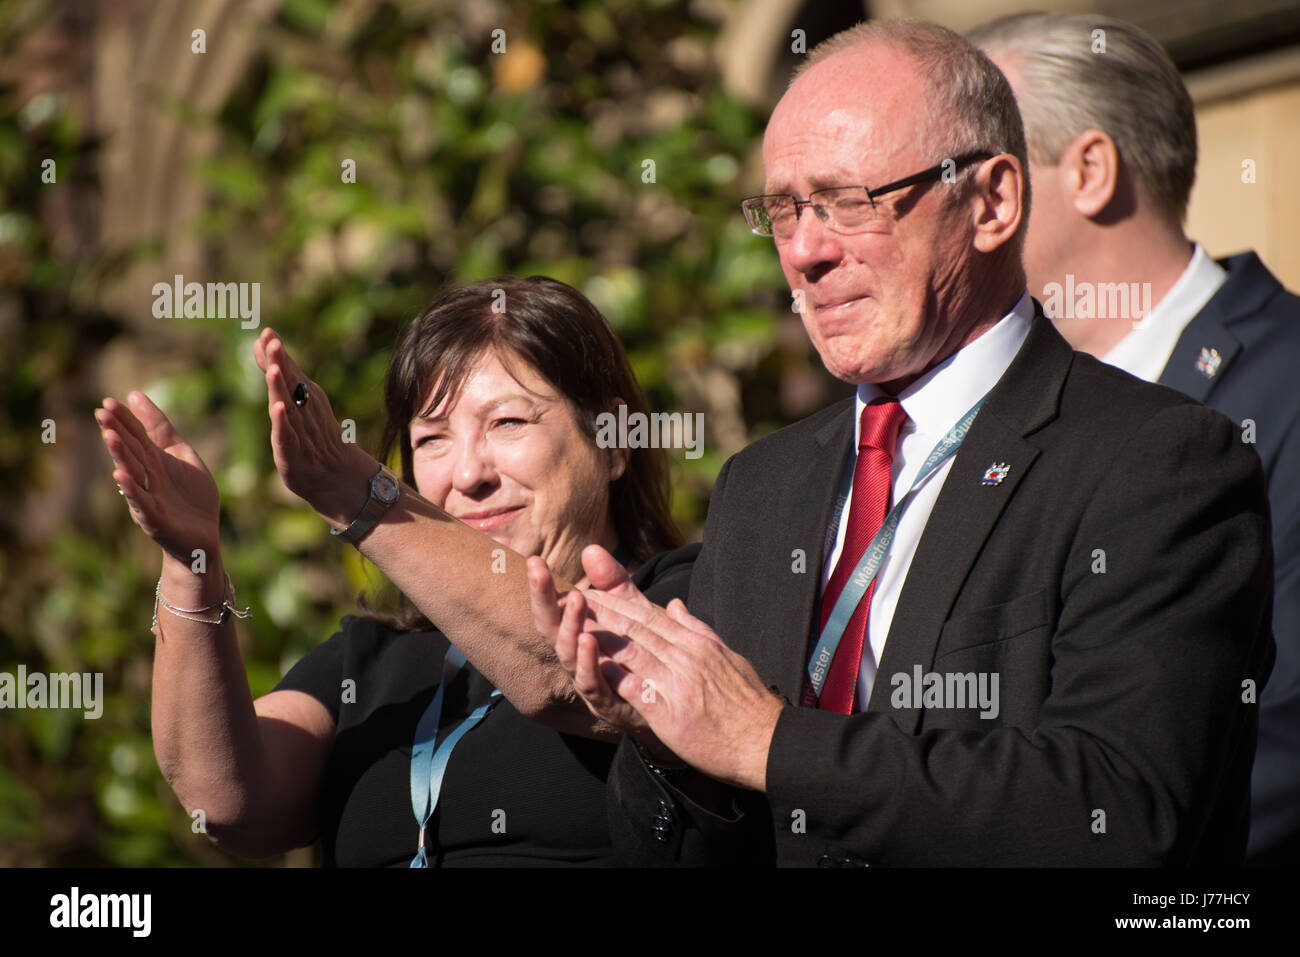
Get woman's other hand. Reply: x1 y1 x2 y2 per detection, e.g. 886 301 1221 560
528 550 653 738
254 327 378 527
95 392 221 563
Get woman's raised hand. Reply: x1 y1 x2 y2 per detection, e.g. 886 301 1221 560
253 327 378 527
95 392 221 564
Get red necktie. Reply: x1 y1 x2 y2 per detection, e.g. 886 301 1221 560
815 398 908 714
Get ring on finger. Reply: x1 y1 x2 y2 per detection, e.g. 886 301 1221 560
293 382 310 407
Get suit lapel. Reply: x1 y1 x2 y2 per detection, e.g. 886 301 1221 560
1158 253 1271 400
867 310 1071 727
870 421 1040 724
767 401 855 697
1158 306 1240 401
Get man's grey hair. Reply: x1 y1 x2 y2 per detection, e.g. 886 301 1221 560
967 12 1196 223
791 19 1030 238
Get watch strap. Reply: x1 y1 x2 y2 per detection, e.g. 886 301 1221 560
331 466 399 544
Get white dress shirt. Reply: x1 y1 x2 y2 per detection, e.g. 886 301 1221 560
820 292 1035 711
1101 243 1227 382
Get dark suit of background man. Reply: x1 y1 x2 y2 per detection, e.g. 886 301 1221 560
969 13 1300 867
532 18 1274 866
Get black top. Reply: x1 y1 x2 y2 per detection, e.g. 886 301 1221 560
274 544 698 867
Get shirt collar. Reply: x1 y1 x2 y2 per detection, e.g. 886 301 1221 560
853 291 1034 444
1101 242 1228 381
1144 242 1228 331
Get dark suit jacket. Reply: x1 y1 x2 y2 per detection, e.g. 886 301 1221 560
608 308 1274 866
1158 251 1300 866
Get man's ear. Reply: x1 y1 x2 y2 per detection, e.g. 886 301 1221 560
1061 128 1119 219
970 153 1024 254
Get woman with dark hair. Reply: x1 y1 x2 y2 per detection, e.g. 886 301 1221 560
96 276 695 866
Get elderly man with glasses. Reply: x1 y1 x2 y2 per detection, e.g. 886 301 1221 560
530 18 1273 867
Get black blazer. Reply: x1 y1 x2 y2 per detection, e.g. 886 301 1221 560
1158 251 1300 866
608 308 1274 866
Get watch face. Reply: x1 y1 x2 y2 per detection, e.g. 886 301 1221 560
372 473 400 504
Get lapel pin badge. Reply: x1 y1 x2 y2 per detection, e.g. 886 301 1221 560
1195 346 1222 379
981 462 1010 486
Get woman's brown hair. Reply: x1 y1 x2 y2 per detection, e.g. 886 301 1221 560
361 275 683 630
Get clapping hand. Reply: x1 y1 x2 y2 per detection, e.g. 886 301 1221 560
95 392 221 566
527 546 656 738
253 327 378 528
529 545 785 790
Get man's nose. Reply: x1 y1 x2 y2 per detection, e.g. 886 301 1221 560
451 437 497 494
781 206 840 276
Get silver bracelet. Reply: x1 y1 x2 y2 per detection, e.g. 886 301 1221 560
153 572 252 629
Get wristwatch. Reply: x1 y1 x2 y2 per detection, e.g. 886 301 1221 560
331 466 400 544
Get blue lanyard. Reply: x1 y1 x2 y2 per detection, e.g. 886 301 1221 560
409 645 502 868
805 395 986 699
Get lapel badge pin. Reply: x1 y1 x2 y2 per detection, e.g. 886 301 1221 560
981 462 1010 486
1195 347 1222 379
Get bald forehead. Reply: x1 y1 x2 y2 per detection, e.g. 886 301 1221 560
783 42 923 114
763 43 934 191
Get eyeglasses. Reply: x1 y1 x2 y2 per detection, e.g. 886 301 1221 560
741 151 993 239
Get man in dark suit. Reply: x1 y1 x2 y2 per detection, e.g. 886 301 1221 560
529 19 1274 865
969 12 1300 865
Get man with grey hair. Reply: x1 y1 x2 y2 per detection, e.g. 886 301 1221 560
970 11 1300 866
530 18 1272 866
